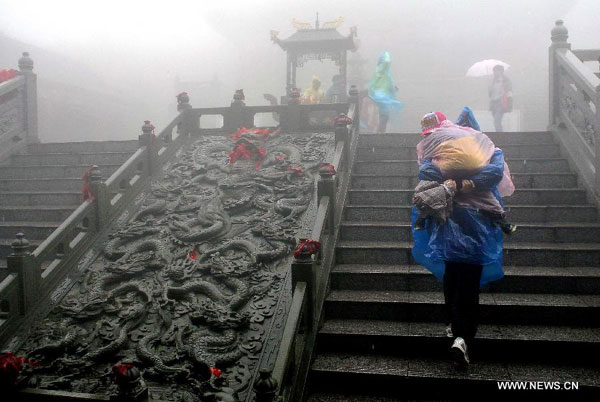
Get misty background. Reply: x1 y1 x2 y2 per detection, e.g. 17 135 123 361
1 0 599 142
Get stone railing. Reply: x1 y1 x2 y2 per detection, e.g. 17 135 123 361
0 52 38 163
549 20 600 200
256 89 361 402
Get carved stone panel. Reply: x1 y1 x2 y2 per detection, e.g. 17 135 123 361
15 132 333 401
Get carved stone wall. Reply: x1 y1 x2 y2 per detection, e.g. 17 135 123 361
15 131 333 401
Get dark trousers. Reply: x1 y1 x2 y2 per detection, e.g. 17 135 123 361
443 261 483 345
378 112 389 133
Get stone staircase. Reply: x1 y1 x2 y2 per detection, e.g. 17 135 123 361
0 140 138 278
306 132 600 400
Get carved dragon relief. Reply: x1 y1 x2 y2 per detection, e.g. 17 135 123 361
559 79 597 149
15 132 333 401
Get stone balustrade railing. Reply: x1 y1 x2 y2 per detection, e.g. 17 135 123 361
0 52 38 163
257 91 360 402
549 20 600 201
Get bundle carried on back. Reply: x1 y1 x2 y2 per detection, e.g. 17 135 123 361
416 111 514 215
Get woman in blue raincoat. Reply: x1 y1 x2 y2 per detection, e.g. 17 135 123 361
368 52 402 132
412 110 512 367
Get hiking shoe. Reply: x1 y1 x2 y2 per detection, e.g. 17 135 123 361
450 337 470 367
501 224 517 235
446 325 453 338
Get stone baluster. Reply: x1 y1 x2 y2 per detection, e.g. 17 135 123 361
176 91 197 136
229 89 251 130
318 165 336 233
139 120 156 176
88 165 109 231
6 233 38 314
18 52 39 144
549 20 570 128
253 369 280 402
291 240 317 332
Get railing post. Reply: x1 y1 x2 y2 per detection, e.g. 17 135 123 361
18 52 39 144
89 165 109 231
318 168 336 233
549 20 571 128
6 233 38 314
595 85 600 193
291 246 315 332
281 88 301 132
228 89 252 130
176 92 197 135
349 85 359 107
139 120 156 176
254 369 280 402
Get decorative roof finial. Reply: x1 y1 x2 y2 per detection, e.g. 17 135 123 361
315 12 320 30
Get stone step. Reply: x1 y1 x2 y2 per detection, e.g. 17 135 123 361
353 158 571 175
357 131 555 147
0 164 123 179
0 205 78 222
0 191 82 206
348 188 588 206
27 140 139 154
330 265 600 294
356 143 561 160
344 205 598 223
308 353 599 400
340 222 600 243
324 289 600 325
317 320 600 365
0 222 61 240
351 172 578 189
0 178 82 191
10 151 133 167
335 241 600 267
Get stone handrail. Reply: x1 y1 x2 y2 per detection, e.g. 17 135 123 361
0 273 21 343
262 97 360 402
184 102 351 134
549 20 600 200
0 52 38 163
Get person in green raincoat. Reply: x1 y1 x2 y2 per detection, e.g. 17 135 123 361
369 52 403 132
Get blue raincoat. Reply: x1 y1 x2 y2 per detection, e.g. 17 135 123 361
412 149 506 287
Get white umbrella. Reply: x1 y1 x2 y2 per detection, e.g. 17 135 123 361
466 59 510 77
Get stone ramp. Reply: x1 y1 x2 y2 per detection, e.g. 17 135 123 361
306 132 600 400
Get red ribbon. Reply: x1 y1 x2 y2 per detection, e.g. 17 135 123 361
81 166 96 202
228 143 266 168
320 163 336 175
293 239 321 258
0 353 38 385
209 367 222 377
287 166 303 176
112 363 135 379
0 69 18 84
333 114 353 126
232 127 272 142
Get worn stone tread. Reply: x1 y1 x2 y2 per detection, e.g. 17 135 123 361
319 319 600 343
311 352 600 386
333 264 600 277
337 240 600 251
326 289 600 307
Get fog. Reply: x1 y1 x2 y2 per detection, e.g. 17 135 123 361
1 0 599 141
